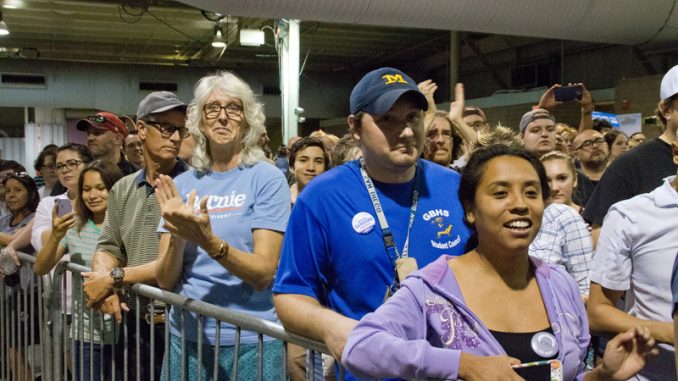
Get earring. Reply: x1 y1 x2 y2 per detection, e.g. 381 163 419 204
466 214 475 224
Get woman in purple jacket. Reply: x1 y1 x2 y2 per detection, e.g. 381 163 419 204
342 145 656 381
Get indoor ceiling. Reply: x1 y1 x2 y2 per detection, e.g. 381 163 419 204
0 0 462 72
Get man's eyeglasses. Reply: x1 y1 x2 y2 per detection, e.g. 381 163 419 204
42 163 56 170
144 120 190 139
575 138 605 151
204 103 244 120
468 121 488 130
425 130 453 142
55 160 84 172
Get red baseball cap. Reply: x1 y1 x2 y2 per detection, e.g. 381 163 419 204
76 112 127 135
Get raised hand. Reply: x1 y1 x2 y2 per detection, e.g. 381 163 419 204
597 326 658 381
418 79 439 114
51 204 77 242
449 83 466 122
155 174 215 251
538 84 563 109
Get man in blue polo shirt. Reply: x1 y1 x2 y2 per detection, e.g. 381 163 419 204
273 67 470 379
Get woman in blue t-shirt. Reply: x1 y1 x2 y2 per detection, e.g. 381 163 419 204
35 160 122 381
155 71 290 381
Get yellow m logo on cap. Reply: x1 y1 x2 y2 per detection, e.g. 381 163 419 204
382 74 407 85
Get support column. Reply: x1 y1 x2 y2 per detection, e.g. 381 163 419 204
449 31 460 90
278 19 301 143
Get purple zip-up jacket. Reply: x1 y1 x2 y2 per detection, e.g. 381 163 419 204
342 255 590 380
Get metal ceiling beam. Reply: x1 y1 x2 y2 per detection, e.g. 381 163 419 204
460 32 508 89
632 46 659 75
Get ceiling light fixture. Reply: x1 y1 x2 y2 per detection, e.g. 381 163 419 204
0 12 9 36
212 29 226 48
240 28 265 47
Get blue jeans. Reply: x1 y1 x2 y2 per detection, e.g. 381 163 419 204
72 340 114 381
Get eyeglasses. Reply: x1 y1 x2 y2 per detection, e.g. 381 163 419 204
468 121 488 130
1 172 30 183
87 114 107 123
144 120 190 139
575 138 605 151
55 160 84 172
42 163 56 170
425 130 453 142
204 103 244 120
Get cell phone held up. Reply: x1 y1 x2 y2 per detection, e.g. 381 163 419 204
554 85 583 103
55 199 73 217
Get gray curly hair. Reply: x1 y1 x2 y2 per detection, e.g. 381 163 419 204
187 71 266 173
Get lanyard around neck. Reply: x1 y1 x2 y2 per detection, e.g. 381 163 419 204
359 157 419 260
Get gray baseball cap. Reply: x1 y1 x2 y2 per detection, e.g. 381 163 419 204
519 108 555 133
136 91 187 120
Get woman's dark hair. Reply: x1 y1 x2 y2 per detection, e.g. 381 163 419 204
603 129 627 151
75 160 123 232
57 143 94 163
289 137 331 170
459 144 550 219
34 145 58 171
0 160 27 173
2 172 40 215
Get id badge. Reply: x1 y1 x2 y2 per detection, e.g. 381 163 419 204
395 257 418 283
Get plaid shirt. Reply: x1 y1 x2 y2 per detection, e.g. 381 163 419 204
529 203 593 294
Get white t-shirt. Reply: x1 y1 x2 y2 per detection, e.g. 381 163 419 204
590 176 678 381
31 192 68 251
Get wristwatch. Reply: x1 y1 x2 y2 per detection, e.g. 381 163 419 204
110 267 125 290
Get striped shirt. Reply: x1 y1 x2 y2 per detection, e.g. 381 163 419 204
96 161 188 309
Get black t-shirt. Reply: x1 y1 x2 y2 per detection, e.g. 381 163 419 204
583 138 677 226
117 156 138 176
573 170 598 207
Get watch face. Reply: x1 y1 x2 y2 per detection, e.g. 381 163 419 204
111 267 124 279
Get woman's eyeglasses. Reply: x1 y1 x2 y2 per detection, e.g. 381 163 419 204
55 160 85 172
203 103 244 120
1 172 31 182
144 121 191 139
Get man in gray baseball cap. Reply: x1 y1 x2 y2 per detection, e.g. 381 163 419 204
84 90 189 381
519 108 556 157
136 91 187 120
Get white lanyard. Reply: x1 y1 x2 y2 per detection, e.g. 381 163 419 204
359 157 419 261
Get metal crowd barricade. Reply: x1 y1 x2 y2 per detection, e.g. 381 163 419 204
3 250 346 381
0 251 53 381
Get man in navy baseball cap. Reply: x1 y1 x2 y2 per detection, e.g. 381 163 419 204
350 67 428 115
273 67 470 381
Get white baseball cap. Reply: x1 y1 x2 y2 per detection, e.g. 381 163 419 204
660 65 678 100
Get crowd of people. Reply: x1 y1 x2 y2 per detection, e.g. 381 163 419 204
0 63 676 381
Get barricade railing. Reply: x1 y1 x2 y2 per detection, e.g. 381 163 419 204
1 251 52 381
3 251 346 381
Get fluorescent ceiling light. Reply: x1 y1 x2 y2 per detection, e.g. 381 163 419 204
240 29 265 47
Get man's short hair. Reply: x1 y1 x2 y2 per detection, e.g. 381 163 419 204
592 119 613 132
289 137 331 170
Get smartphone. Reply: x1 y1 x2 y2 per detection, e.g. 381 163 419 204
55 199 72 217
554 85 583 102
512 359 563 381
